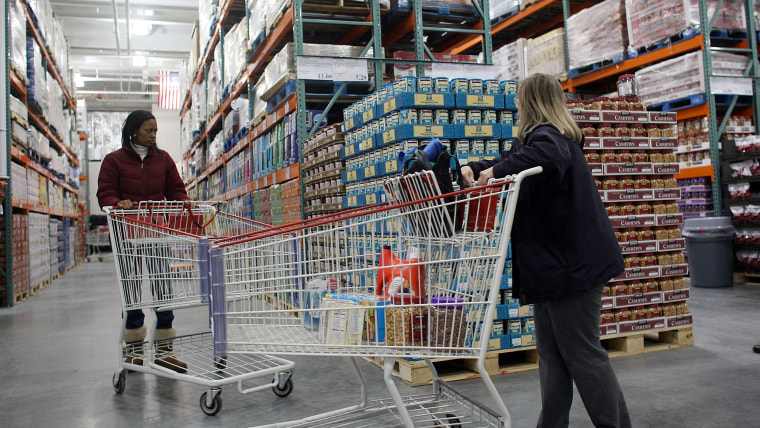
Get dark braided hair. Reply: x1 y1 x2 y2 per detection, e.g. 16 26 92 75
121 110 156 146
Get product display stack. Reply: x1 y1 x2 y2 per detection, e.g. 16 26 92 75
28 212 51 294
570 87 693 335
302 124 346 219
0 214 30 305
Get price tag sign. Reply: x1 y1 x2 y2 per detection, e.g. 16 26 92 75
297 56 335 80
712 76 752 96
431 62 464 79
333 58 369 82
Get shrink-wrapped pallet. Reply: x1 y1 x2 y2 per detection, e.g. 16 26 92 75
223 20 249 89
626 0 746 52
635 50 748 106
9 0 27 82
491 0 520 20
567 0 628 70
525 28 567 81
491 38 527 81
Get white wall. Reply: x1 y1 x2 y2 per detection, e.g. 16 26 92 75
87 106 184 216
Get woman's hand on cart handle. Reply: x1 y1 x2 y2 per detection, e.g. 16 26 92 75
115 199 136 209
461 166 476 188
476 167 495 186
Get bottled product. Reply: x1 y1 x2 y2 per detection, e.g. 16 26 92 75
386 293 427 346
430 297 466 348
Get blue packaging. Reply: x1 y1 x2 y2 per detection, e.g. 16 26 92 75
417 76 433 93
484 79 501 94
450 78 469 94
500 80 518 96
434 77 450 93
469 79 483 94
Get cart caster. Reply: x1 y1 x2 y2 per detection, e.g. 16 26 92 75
200 389 222 416
214 356 227 370
98 256 103 262
112 370 126 394
272 375 293 397
86 258 91 263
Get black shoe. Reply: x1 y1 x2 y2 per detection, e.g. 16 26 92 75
754 345 760 354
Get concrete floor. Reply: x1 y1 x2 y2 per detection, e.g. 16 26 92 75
0 259 758 428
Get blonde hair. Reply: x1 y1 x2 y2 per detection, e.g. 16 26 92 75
517 73 582 144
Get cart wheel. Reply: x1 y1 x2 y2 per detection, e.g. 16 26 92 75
443 413 461 428
98 256 103 262
86 257 91 263
214 356 227 370
112 371 126 394
199 391 222 416
272 377 293 397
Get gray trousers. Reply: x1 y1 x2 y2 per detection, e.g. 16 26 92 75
533 285 631 428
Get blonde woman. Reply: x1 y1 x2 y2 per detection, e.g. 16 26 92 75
462 73 631 428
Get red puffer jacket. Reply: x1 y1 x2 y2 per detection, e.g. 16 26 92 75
97 143 189 209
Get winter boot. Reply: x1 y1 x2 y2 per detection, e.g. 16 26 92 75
154 327 188 373
123 325 146 365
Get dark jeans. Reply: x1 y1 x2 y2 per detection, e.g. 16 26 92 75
119 241 174 330
534 284 631 428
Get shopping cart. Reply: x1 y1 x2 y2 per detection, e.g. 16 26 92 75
86 225 112 262
209 166 542 427
105 201 295 415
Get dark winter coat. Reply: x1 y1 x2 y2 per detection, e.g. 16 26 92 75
97 143 189 209
467 124 623 304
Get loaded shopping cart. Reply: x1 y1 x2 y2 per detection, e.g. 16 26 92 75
105 201 295 415
85 225 111 262
207 166 542 427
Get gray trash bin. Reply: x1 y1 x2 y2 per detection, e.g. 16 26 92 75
682 217 735 288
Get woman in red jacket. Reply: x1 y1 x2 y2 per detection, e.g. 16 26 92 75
97 110 189 373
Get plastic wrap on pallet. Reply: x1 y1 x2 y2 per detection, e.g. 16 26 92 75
491 0 520 20
199 0 218 54
490 38 527 81
525 28 567 81
393 51 479 79
567 0 627 70
87 112 127 159
27 38 49 116
28 127 52 161
223 20 248 90
625 0 747 52
260 43 372 102
248 0 268 48
9 0 27 81
635 50 748 107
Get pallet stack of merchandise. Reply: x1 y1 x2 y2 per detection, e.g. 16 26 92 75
0 215 30 305
570 95 694 335
566 0 627 78
49 218 62 278
28 213 51 294
302 125 346 219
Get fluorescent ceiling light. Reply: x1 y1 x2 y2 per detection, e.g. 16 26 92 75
132 55 147 67
74 72 85 87
131 20 152 36
143 10 154 16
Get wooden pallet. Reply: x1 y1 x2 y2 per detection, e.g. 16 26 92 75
14 290 29 304
735 271 760 286
365 326 694 387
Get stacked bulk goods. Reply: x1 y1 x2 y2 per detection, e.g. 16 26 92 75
490 39 527 82
525 28 567 81
626 0 746 54
567 0 628 76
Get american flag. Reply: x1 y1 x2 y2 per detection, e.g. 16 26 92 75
158 70 181 110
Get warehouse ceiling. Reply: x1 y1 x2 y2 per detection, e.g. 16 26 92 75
48 0 199 112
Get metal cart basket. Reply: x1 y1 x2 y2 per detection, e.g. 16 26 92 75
105 201 295 415
208 167 542 427
85 225 111 262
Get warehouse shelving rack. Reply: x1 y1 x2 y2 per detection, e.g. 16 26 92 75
180 0 495 217
439 0 760 215
1 0 83 307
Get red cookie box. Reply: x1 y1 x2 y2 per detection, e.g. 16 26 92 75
620 240 658 254
600 323 619 336
618 317 667 333
652 163 680 175
603 163 653 175
609 214 656 228
656 213 684 226
658 238 686 251
665 314 693 328
611 266 661 282
650 138 678 149
600 111 651 123
603 188 681 202
660 264 689 277
613 291 663 308
649 111 678 124
570 110 676 124
662 288 691 303
585 137 649 149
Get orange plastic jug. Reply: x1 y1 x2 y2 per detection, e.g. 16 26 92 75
376 246 426 299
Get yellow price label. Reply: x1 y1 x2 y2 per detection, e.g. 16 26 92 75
383 129 396 143
348 196 357 207
384 98 397 114
385 160 398 173
366 193 377 204
414 93 444 105
347 170 358 181
465 125 493 137
413 125 444 137
345 144 355 157
360 138 373 151
363 109 374 122
466 95 495 107
345 118 354 130
365 165 376 177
